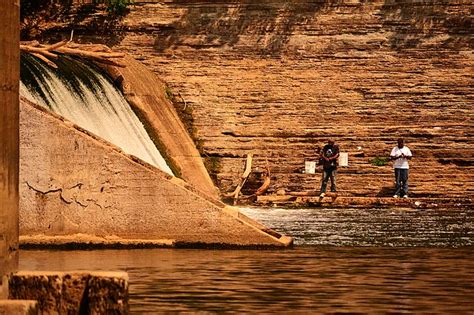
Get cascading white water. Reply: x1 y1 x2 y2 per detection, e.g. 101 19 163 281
20 54 173 176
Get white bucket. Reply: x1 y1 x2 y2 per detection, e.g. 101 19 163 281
338 152 348 167
305 161 316 174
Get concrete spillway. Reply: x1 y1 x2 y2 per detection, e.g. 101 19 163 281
18 51 291 248
20 54 173 175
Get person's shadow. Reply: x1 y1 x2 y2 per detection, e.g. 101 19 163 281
376 186 394 197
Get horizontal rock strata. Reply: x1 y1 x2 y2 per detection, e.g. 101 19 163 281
106 0 473 200
100 54 219 199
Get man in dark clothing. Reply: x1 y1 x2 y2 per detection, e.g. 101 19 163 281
319 140 339 197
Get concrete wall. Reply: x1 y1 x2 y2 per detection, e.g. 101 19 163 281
18 1 474 199
0 0 20 284
0 300 38 315
19 100 290 247
102 55 219 199
8 271 128 314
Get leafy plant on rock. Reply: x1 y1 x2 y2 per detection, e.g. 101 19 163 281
105 0 133 16
370 157 389 166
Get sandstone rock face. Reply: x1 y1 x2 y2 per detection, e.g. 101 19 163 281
98 0 472 199
19 100 290 247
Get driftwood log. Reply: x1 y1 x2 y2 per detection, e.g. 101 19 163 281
20 39 126 68
228 154 253 205
254 160 271 196
224 155 272 204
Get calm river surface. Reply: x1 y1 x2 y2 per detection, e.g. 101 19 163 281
19 207 474 314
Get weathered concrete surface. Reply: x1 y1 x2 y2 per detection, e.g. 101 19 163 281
102 55 219 199
0 0 20 292
19 234 174 249
0 300 38 315
19 99 291 247
93 0 471 200
8 271 128 314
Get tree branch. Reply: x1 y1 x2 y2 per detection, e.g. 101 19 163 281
20 39 126 68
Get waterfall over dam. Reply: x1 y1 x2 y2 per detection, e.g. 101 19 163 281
17 49 290 248
20 54 173 176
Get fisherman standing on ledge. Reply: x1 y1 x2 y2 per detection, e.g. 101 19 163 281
390 138 413 198
319 139 339 198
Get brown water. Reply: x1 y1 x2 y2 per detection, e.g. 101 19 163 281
19 207 474 313
19 247 474 313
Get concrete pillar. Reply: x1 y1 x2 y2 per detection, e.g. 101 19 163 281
0 0 20 293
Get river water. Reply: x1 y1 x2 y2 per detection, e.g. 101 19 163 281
19 207 474 314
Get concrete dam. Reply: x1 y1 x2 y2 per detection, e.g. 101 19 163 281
13 0 474 246
21 53 173 175
19 51 291 248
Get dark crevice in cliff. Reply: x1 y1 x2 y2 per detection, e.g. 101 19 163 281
438 159 473 167
153 2 330 56
381 1 473 50
21 1 473 199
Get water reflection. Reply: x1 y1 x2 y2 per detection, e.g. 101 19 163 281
19 207 474 313
20 247 474 313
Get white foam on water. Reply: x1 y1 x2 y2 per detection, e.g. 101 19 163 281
20 56 173 176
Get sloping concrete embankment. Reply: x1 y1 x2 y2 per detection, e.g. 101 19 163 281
102 55 219 200
19 100 291 248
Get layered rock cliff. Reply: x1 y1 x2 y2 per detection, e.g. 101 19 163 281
31 0 474 199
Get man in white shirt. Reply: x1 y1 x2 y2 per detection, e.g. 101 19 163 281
390 138 412 198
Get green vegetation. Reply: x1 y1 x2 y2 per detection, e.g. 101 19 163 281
165 86 175 102
21 0 133 17
105 0 133 16
20 0 132 39
370 157 389 166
